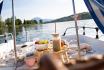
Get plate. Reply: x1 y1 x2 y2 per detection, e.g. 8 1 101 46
35 44 48 51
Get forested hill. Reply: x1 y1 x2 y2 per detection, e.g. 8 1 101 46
46 12 92 23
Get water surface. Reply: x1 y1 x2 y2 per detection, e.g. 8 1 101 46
0 19 104 44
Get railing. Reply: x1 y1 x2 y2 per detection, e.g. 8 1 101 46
62 26 99 39
0 33 13 43
0 33 13 37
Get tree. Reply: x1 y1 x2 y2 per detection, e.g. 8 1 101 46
30 20 36 24
39 19 43 24
33 20 38 24
15 19 22 25
0 17 3 27
0 17 7 34
23 19 37 25
5 18 12 27
5 17 23 26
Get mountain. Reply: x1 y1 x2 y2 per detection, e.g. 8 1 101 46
46 12 92 23
33 17 41 22
42 19 52 22
32 17 52 23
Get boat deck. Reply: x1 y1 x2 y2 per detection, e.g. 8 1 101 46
0 35 104 70
62 35 104 55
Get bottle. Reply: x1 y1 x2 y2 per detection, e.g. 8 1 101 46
52 33 61 52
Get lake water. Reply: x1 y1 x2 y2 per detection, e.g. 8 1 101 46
0 19 104 44
15 19 104 44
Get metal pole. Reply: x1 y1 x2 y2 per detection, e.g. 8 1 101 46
72 0 81 59
12 0 17 63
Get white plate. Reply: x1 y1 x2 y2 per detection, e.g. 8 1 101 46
35 44 48 50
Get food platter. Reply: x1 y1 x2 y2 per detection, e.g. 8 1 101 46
33 39 71 64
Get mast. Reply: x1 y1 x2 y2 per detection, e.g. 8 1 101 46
12 0 17 63
72 0 81 59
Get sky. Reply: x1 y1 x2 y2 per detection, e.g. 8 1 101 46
1 0 88 20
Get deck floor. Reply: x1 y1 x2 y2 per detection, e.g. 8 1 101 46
0 35 104 70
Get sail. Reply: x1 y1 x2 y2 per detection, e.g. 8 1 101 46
84 0 104 34
0 0 3 14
